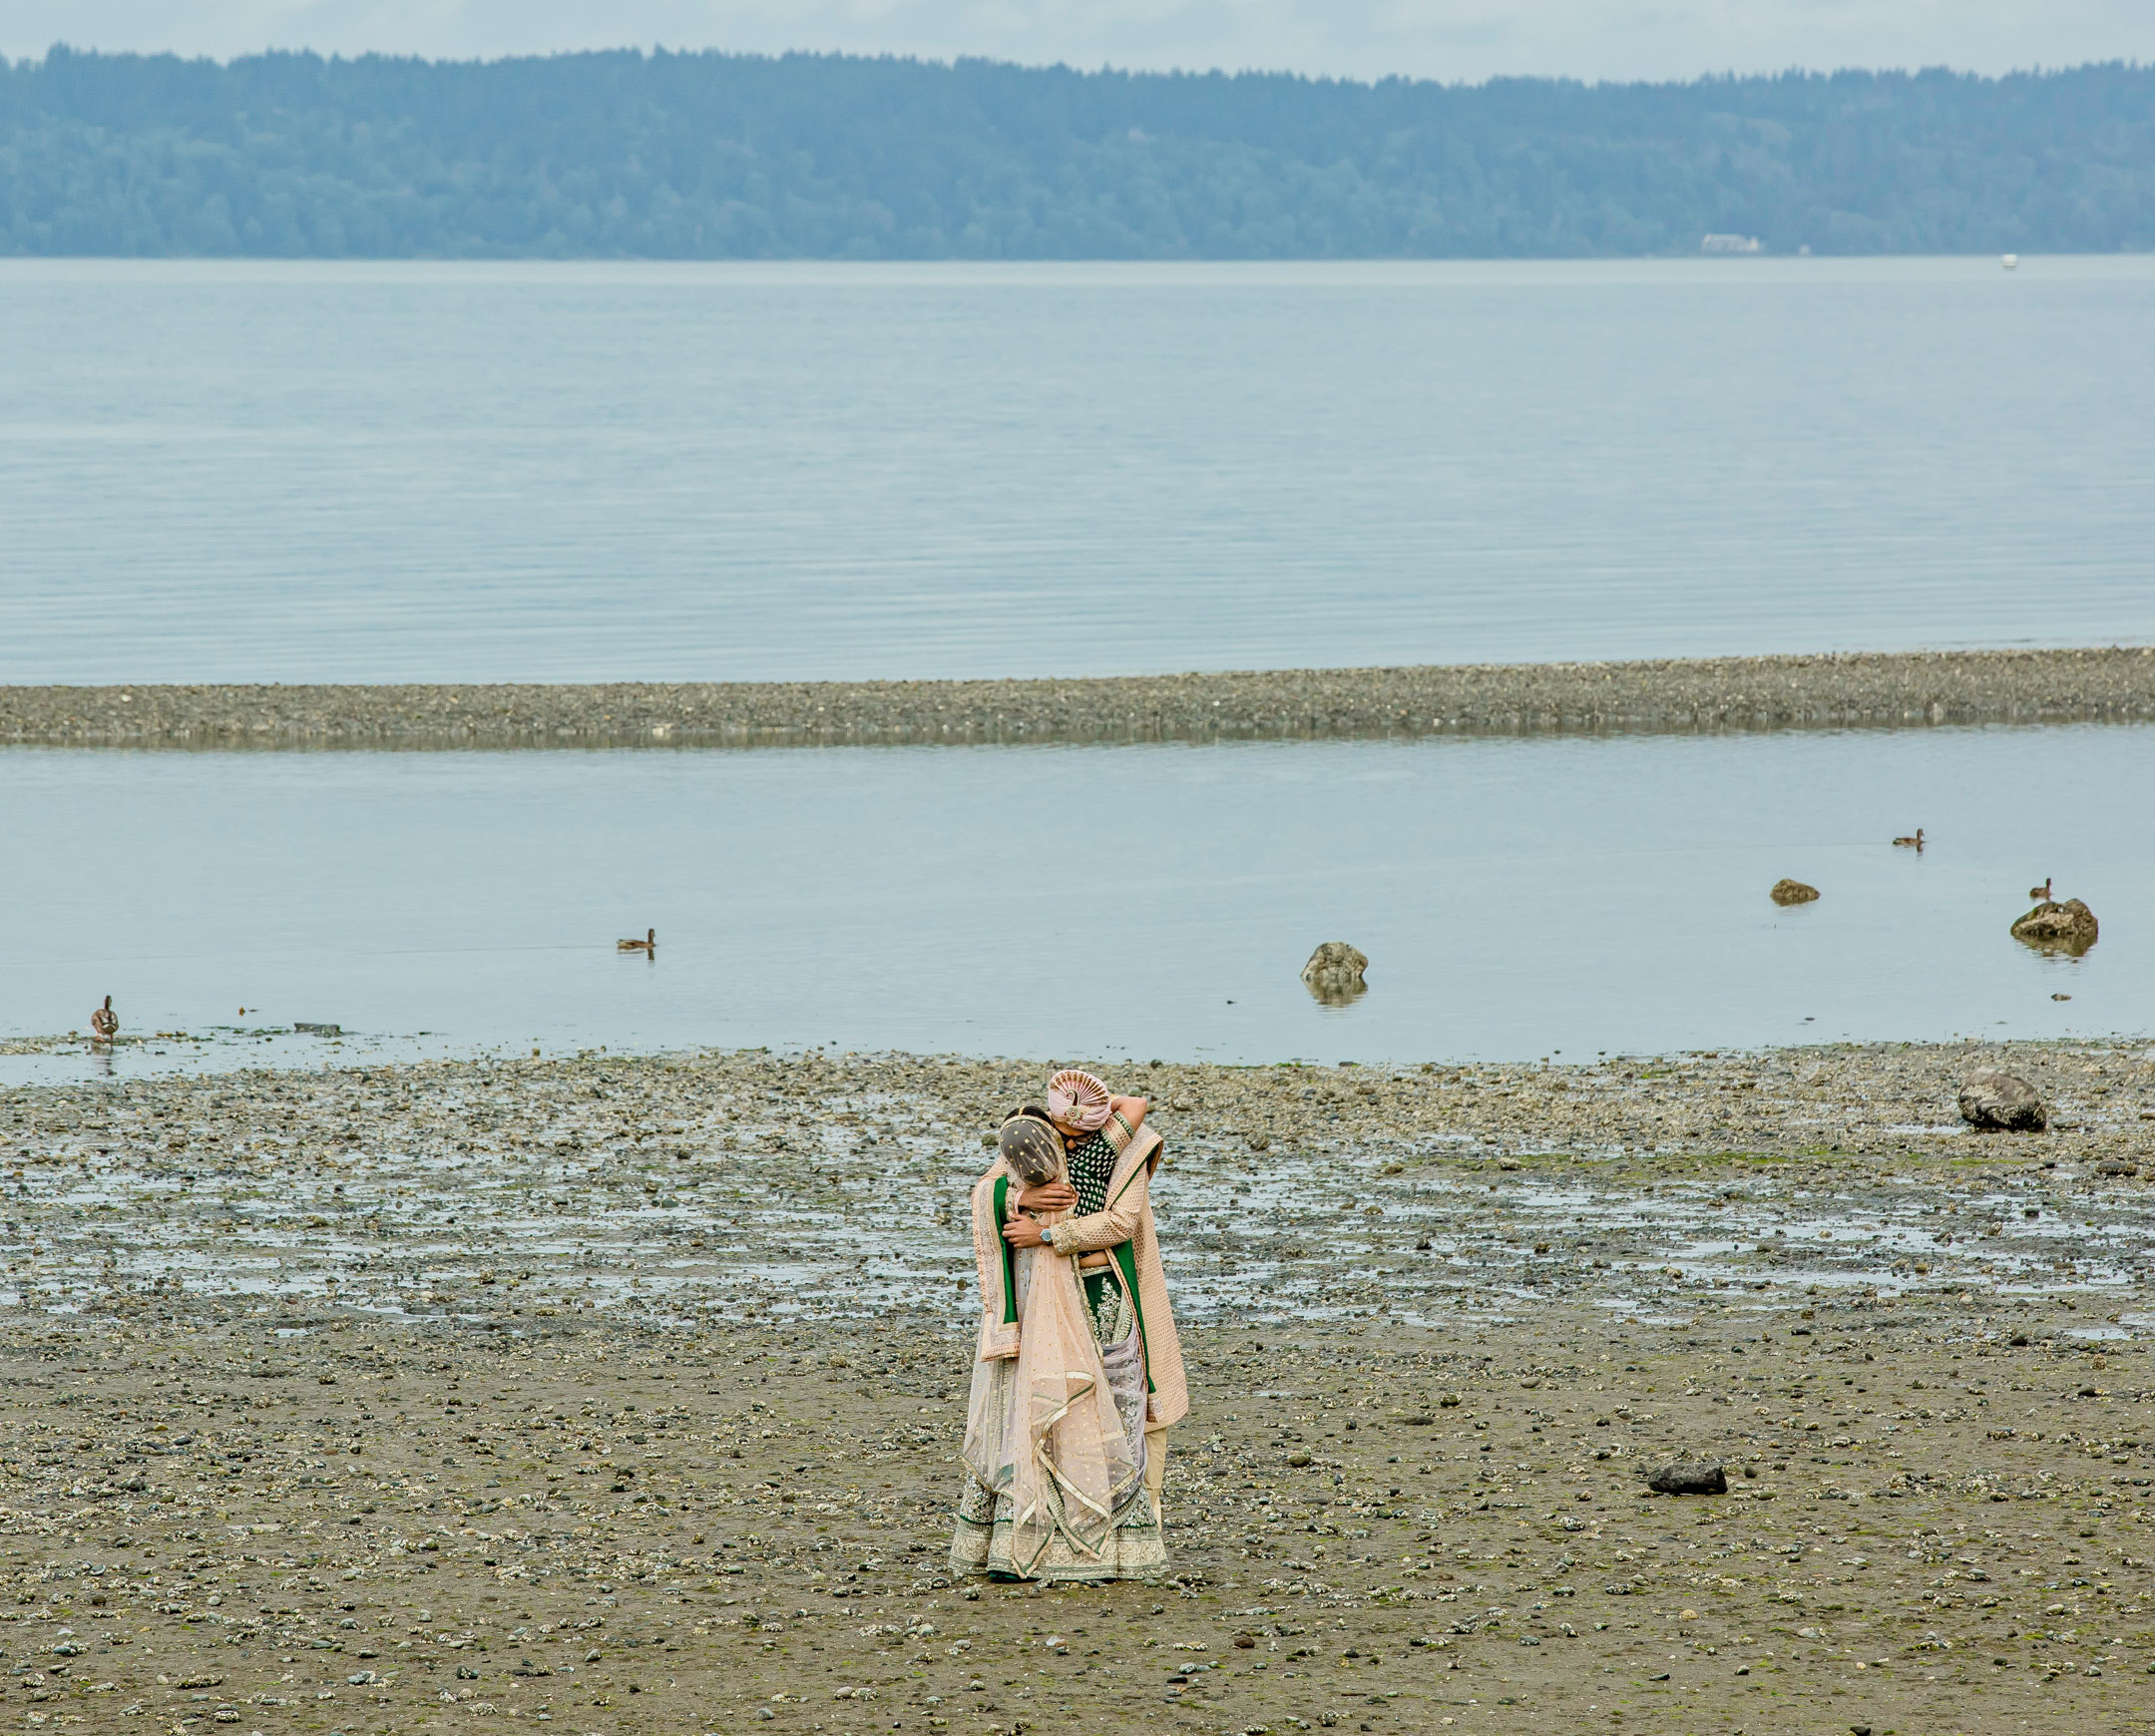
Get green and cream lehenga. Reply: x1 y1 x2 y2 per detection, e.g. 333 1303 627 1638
951 1124 1168 1581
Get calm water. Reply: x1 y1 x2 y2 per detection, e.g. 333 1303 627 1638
3 725 2147 1081
2 256 2152 684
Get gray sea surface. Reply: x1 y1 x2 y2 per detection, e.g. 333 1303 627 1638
2 723 2146 1081
3 256 2152 684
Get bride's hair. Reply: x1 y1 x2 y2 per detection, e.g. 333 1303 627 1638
998 1107 1067 1186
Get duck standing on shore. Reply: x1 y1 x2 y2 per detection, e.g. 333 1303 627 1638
617 928 655 955
90 996 118 1043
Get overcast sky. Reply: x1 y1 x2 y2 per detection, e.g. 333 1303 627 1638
2 0 2148 84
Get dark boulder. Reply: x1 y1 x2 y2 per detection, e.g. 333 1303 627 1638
1645 1460 1727 1496
2010 898 2098 955
1957 1069 2047 1132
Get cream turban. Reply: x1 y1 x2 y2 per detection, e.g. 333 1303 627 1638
1045 1069 1112 1132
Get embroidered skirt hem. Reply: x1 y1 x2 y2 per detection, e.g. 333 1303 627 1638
949 1472 1168 1582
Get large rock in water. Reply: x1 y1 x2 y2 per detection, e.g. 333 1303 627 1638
1770 878 1820 906
1301 942 1369 1005
2011 898 2098 955
1958 1069 2047 1132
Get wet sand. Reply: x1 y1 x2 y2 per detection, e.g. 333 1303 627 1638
7 646 2155 748
4 1041 2155 1733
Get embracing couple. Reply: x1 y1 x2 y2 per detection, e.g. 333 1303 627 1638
950 1068 1185 1582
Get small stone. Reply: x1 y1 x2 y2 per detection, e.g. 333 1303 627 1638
1958 1070 2047 1132
1770 878 1820 906
1287 1451 1313 1468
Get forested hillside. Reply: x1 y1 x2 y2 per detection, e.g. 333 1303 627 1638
2 47 2150 257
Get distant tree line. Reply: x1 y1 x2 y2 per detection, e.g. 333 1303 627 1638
1 47 2150 257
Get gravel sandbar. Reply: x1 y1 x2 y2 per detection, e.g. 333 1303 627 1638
8 646 2155 748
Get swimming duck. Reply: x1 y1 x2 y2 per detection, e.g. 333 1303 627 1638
90 996 118 1042
617 928 655 954
1892 828 1924 850
2028 877 2051 902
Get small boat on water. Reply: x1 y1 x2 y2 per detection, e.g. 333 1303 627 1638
2001 253 2019 269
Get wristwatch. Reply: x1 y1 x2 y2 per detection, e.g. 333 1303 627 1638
1041 1224 1061 1252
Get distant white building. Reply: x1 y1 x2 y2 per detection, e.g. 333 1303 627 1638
1700 233 1763 253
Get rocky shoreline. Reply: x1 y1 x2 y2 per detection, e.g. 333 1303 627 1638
7 646 2155 748
4 1038 2154 1732
8 1037 2155 1326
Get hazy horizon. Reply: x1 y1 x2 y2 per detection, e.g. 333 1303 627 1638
2 0 2150 86
6 40 2154 86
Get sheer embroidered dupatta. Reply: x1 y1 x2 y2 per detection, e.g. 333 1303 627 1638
963 1163 1139 1574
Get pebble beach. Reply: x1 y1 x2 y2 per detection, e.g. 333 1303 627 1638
7 646 2155 748
5 1040 2155 1732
